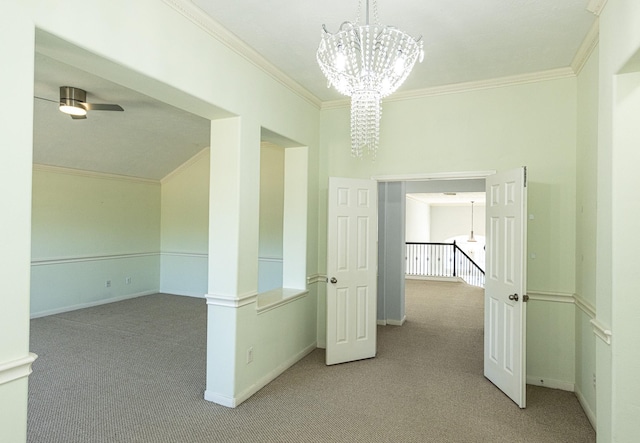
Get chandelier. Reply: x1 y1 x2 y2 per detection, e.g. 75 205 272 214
317 0 424 159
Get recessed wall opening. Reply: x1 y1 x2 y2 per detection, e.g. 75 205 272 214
257 128 308 301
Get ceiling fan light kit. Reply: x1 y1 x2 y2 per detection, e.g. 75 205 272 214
59 86 88 117
317 0 424 159
58 86 124 119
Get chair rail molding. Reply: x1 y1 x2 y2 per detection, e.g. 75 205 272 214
206 291 258 308
590 318 612 345
0 353 38 386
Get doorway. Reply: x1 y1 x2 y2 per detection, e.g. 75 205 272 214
377 176 488 326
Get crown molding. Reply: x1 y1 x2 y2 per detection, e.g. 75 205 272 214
161 147 210 184
162 0 321 109
321 67 576 110
33 164 160 185
571 19 600 75
389 68 576 103
587 0 608 16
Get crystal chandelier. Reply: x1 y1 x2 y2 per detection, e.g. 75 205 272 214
317 0 424 159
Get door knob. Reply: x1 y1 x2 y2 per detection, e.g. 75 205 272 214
508 293 519 302
330 277 337 284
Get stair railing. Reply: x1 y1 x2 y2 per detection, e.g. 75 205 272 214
405 241 485 288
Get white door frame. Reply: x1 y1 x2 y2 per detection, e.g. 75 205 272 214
373 169 495 321
373 170 497 183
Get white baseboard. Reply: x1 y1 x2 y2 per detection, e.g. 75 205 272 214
203 390 235 407
387 316 407 326
162 290 206 298
527 375 575 392
205 342 317 408
575 385 597 431
405 275 465 283
30 290 158 318
377 316 407 326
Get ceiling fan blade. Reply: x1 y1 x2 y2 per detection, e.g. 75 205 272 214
84 103 124 112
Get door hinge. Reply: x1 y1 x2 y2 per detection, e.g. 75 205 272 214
523 294 529 302
523 166 528 188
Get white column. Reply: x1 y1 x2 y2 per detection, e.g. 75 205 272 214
204 117 260 406
0 4 37 442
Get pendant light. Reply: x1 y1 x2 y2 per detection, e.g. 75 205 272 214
468 201 477 243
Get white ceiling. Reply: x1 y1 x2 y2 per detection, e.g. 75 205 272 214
192 0 597 102
32 0 597 180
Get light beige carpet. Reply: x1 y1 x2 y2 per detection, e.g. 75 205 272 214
27 281 596 442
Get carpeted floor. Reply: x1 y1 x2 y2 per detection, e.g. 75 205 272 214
27 280 596 442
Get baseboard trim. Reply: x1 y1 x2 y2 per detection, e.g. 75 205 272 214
162 290 206 298
203 390 235 407
204 342 317 408
575 385 597 431
387 316 407 326
405 275 465 283
30 290 157 318
0 353 38 386
527 375 574 392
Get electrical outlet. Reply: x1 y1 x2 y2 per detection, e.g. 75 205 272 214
125 277 132 285
105 280 111 288
247 347 254 364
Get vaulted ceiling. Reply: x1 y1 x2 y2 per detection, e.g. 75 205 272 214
32 0 598 180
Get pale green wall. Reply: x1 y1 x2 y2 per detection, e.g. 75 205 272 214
258 143 285 292
30 168 161 316
322 78 577 293
32 170 160 258
575 43 599 427
320 77 578 387
160 149 210 297
259 143 285 258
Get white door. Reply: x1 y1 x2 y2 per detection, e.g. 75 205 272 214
326 177 378 365
484 167 528 408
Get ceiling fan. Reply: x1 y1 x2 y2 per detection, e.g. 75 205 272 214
36 86 124 120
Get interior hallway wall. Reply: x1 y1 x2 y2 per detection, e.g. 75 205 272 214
320 76 578 392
